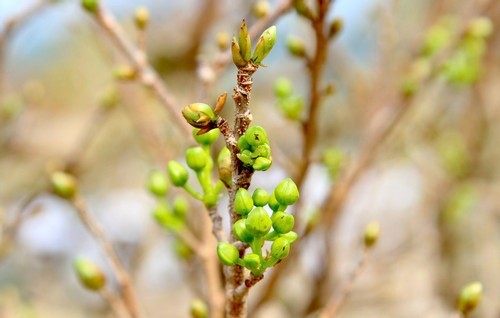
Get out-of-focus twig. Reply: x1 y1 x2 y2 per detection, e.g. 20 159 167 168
100 287 131 318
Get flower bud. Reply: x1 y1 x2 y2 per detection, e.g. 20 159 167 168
280 231 298 244
467 17 493 38
253 157 272 171
253 0 270 18
216 31 230 50
113 65 136 80
190 298 208 318
100 86 119 109
274 178 299 206
252 144 271 159
243 253 261 274
268 192 280 212
153 202 184 232
174 239 193 260
322 147 345 179
245 207 272 237
73 258 106 291
252 188 269 207
134 6 150 30
172 196 189 219
193 128 219 145
147 170 169 197
185 147 208 172
51 171 77 199
167 161 189 187
82 0 99 13
274 77 293 98
271 212 295 234
218 147 232 187
182 103 216 128
217 242 239 266
364 221 380 248
251 26 277 65
237 149 254 166
278 96 304 121
270 237 290 260
232 36 247 67
238 20 252 61
237 136 251 151
245 126 268 147
233 219 254 243
235 188 254 216
294 0 313 19
457 282 482 314
328 18 343 39
286 36 306 57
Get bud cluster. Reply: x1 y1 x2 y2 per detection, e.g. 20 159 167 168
232 20 277 67
237 126 273 171
217 178 299 276
273 77 304 121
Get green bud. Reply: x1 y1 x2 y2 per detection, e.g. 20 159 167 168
237 150 254 166
99 86 119 109
217 242 239 266
467 17 493 38
252 189 269 207
294 0 313 18
364 222 380 248
167 161 189 187
243 253 261 273
174 239 193 260
253 0 270 18
172 196 189 219
238 20 252 61
153 202 184 232
237 135 251 150
274 77 293 98
274 178 299 206
232 36 247 67
252 144 271 159
245 207 272 237
322 147 345 179
268 192 280 212
193 128 219 145
147 170 169 197
190 298 208 318
218 147 232 187
271 212 295 234
51 171 77 199
113 65 136 80
245 126 269 147
286 36 306 57
233 219 254 243
328 18 343 39
234 188 254 216
134 6 150 30
251 25 277 65
182 103 216 129
216 31 230 50
81 0 99 13
270 237 290 260
280 231 298 244
278 96 304 121
185 147 208 172
253 157 272 171
457 282 482 314
73 258 106 291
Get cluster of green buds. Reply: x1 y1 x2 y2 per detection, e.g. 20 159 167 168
217 178 299 276
273 77 304 121
73 258 106 291
457 282 483 315
237 126 272 171
232 20 277 67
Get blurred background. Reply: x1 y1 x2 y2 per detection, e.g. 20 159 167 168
0 0 499 317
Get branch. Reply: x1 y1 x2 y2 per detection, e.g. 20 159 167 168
100 287 132 318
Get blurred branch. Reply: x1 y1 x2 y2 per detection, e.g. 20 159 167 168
100 287 132 318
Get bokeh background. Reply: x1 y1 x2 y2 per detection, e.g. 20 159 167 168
0 0 499 317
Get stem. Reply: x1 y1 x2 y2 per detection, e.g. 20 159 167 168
100 287 131 318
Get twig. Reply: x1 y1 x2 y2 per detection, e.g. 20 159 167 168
71 196 143 318
87 4 191 136
100 287 131 318
318 248 370 318
208 205 228 243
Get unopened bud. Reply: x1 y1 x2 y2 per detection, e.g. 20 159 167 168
216 31 230 50
251 26 277 65
245 207 272 237
167 161 189 187
245 126 269 147
239 20 252 61
74 258 106 291
286 36 306 57
233 219 254 243
467 17 493 38
182 103 216 129
271 212 295 234
253 0 270 18
217 242 239 266
134 6 150 30
457 282 482 314
270 237 290 260
268 192 280 212
51 171 77 199
81 0 99 13
113 65 136 80
274 77 293 98
280 231 298 244
193 128 219 145
328 18 343 39
252 188 269 207
364 221 380 248
218 147 232 187
190 298 208 318
172 196 189 219
185 147 208 172
253 157 272 171
147 170 169 197
274 178 299 206
234 188 254 216
174 239 193 260
232 36 247 67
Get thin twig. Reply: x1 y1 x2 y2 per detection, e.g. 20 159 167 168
100 287 132 318
71 196 143 318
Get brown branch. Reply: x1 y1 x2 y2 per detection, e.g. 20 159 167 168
99 287 132 318
71 196 143 318
87 4 191 136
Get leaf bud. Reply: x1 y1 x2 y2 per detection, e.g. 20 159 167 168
251 26 277 65
73 258 106 291
113 65 136 80
274 178 299 206
51 171 77 199
237 135 251 150
271 211 295 234
252 157 272 171
238 20 252 61
270 237 290 260
167 161 189 187
193 128 219 145
185 147 208 172
278 96 304 121
217 147 232 187
190 298 208 318
252 188 269 207
234 188 254 216
233 219 254 243
237 150 254 166
134 6 150 30
328 18 343 39
217 242 240 266
457 282 482 315
253 0 270 18
232 36 247 67
147 170 169 197
245 207 272 237
364 221 380 248
244 126 269 147
81 0 99 13
274 77 293 98
182 103 216 128
286 36 306 57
